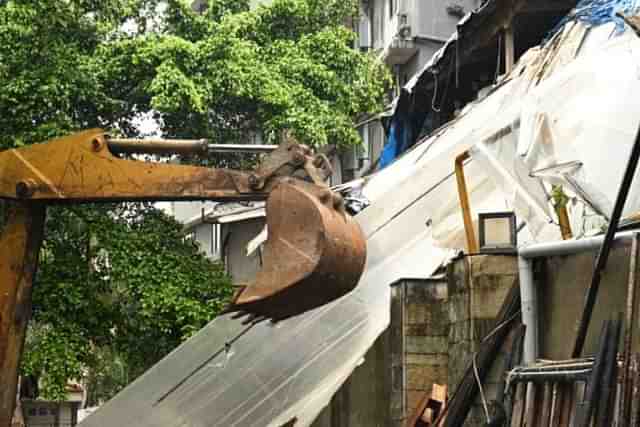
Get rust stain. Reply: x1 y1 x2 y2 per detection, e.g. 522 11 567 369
10 150 63 197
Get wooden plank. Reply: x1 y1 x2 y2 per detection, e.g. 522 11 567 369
630 354 640 426
560 385 573 427
568 382 581 427
620 235 640 426
538 383 552 427
504 325 526 427
407 383 447 427
407 392 431 427
511 382 526 427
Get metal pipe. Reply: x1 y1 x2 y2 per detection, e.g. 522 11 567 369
576 321 611 427
455 151 479 253
108 138 208 155
620 233 639 425
414 33 449 44
512 361 593 372
207 144 278 153
518 256 538 364
595 317 622 427
508 369 592 383
519 230 638 259
107 137 278 155
534 357 594 365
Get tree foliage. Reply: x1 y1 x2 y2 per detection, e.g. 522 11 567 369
0 0 389 401
0 0 389 149
22 204 232 401
136 0 390 146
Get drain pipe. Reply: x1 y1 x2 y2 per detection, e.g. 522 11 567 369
517 230 639 363
518 256 537 364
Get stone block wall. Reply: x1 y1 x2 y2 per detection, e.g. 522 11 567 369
447 255 518 426
390 278 448 426
389 255 519 427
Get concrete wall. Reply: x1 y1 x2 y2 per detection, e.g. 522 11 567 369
537 240 640 359
411 0 481 41
447 255 518 426
390 278 449 426
191 222 221 260
220 218 264 285
386 256 518 427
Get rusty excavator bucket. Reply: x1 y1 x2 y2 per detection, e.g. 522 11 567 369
230 181 367 320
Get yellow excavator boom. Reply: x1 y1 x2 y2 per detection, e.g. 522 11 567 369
0 129 366 426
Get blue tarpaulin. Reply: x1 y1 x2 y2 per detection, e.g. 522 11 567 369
379 121 406 169
551 0 640 36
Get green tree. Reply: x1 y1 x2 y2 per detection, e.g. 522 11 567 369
21 204 233 401
0 0 389 401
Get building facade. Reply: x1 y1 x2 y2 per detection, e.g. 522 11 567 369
344 0 482 180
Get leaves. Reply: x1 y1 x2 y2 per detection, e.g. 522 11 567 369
1 0 389 401
27 204 233 400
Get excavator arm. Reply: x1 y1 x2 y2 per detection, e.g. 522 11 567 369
0 129 366 426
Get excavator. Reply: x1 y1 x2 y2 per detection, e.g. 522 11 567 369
0 129 367 426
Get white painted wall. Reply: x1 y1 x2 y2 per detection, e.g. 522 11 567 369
220 219 265 285
191 222 222 260
411 0 481 39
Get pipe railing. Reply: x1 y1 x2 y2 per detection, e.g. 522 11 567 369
107 137 278 155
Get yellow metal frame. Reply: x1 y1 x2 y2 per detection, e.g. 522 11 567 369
455 151 479 253
0 202 45 427
0 129 267 202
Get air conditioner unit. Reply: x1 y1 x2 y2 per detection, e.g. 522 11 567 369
396 13 411 40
